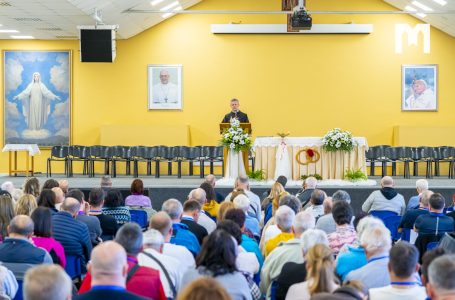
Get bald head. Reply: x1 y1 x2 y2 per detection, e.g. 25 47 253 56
52 187 64 204
381 176 394 187
58 180 68 193
8 215 34 237
89 241 128 286
149 211 173 242
61 197 80 216
205 174 216 187
188 188 207 205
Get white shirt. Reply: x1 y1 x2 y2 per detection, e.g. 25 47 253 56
369 285 427 300
286 280 338 300
138 248 183 299
162 243 195 272
237 246 260 275
152 82 178 103
197 212 216 233
263 224 281 244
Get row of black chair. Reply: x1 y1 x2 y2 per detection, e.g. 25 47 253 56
366 145 455 178
47 145 226 178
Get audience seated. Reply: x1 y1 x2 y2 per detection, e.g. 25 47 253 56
162 198 200 256
295 176 317 208
407 179 429 211
30 207 66 267
11 188 24 204
0 192 15 242
328 201 356 255
420 248 446 286
181 200 208 245
399 190 433 231
87 188 119 241
261 176 288 202
102 189 131 225
100 175 112 191
37 189 59 215
427 254 455 300
177 277 232 300
75 241 147 300
204 174 224 203
362 176 405 216
445 193 455 213
218 201 236 222
304 189 325 220
188 188 216 233
23 177 40 198
345 222 392 290
42 179 59 190
286 244 339 300
58 179 69 196
52 197 92 270
200 182 220 218
265 206 295 257
15 194 37 216
260 211 315 298
24 265 72 300
225 176 261 222
125 179 152 207
316 190 351 234
310 281 367 300
262 182 286 225
414 193 454 235
180 229 253 300
51 187 65 211
1 181 15 196
369 242 426 300
233 194 260 238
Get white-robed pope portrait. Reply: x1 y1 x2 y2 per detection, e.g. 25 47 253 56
402 65 437 111
148 65 182 110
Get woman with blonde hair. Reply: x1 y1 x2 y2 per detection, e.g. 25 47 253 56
285 244 339 299
177 277 232 300
15 194 38 216
218 201 235 223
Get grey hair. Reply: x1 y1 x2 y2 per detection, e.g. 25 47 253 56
162 198 183 220
332 190 351 204
301 229 329 253
360 223 391 254
279 195 301 214
429 254 455 293
416 179 429 191
114 222 143 256
100 175 112 187
304 177 317 189
188 188 207 205
24 265 72 300
275 205 295 232
235 176 250 187
233 194 250 213
356 216 384 238
143 229 165 250
293 211 316 235
9 215 34 236
420 190 434 207
1 181 14 194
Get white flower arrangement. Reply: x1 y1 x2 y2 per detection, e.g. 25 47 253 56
220 119 252 152
322 128 354 152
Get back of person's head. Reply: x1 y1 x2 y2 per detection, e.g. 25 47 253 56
11 188 24 203
304 177 317 189
162 198 183 220
233 194 250 213
217 220 242 245
310 189 325 206
428 254 455 296
30 207 52 238
115 222 143 256
65 189 84 203
58 180 69 194
0 193 15 237
200 182 216 201
360 223 391 254
389 242 419 278
224 208 246 228
429 193 446 211
100 175 112 188
1 181 14 194
381 176 394 187
188 188 207 205
275 205 295 232
235 176 249 188
278 194 301 214
42 179 59 190
356 216 384 239
301 229 329 254
104 189 124 207
204 174 216 187
416 179 429 192
306 244 335 295
60 197 81 215
15 194 37 216
293 211 316 236
218 202 235 222
269 182 285 199
420 190 434 207
149 211 172 238
323 197 333 215
332 201 353 226
143 229 165 251
23 177 40 197
183 199 202 213
130 179 144 194
89 188 105 207
229 189 247 202
196 229 237 276
37 189 56 209
176 277 232 300
276 176 287 188
332 190 351 204
24 265 72 300
88 241 127 282
421 248 446 285
51 187 64 205
8 215 34 237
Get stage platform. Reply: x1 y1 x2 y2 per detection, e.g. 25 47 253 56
2 174 455 214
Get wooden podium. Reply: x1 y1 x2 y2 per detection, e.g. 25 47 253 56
220 123 251 175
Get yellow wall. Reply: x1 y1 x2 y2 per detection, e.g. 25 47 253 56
1 0 455 174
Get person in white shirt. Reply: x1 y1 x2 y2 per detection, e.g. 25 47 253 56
152 69 178 103
369 242 426 300
405 79 436 110
188 188 216 233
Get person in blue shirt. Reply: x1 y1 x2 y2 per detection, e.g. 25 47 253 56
399 190 433 231
415 193 454 235
406 179 429 211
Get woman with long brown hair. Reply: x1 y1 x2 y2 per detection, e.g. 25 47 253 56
0 192 15 241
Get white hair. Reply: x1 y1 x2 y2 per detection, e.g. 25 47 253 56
360 223 391 254
305 177 317 189
161 198 183 220
293 211 316 235
301 229 329 253
11 188 24 203
188 188 207 205
143 229 165 250
356 216 384 238
416 179 429 192
233 194 250 213
1 181 14 194
275 205 295 232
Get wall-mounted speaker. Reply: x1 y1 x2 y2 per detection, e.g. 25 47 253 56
80 29 116 62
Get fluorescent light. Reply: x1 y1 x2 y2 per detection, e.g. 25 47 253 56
432 0 447 6
0 30 19 33
160 1 179 11
404 5 417 12
162 6 182 18
411 1 433 11
10 35 34 39
151 0 165 5
416 12 427 18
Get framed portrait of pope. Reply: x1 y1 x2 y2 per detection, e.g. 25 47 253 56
148 64 183 110
402 64 438 111
3 50 71 147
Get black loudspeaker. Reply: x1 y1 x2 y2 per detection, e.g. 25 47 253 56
80 29 116 62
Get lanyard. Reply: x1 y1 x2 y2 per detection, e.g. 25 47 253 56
391 281 418 286
368 255 389 263
91 285 125 291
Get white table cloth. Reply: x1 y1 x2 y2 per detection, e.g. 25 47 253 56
2 144 40 156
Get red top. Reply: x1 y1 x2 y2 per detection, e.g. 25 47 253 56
79 256 166 300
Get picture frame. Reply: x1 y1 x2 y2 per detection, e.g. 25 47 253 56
3 50 71 147
402 64 438 111
148 64 183 110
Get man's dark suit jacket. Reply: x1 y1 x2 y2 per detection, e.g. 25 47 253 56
222 110 249 123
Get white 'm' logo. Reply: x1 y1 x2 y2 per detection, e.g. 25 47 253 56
395 24 430 54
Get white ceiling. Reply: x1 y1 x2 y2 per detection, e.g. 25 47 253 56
0 0 454 40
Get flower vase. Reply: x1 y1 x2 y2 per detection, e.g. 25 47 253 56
225 149 246 179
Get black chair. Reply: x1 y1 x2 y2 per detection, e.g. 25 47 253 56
367 145 390 177
110 146 132 177
154 146 177 178
384 147 413 178
412 146 435 178
88 146 112 177
131 146 154 177
47 145 70 177
433 146 455 178
67 145 91 177
175 146 203 178
201 146 224 176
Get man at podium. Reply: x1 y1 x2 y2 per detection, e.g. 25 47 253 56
221 98 249 123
